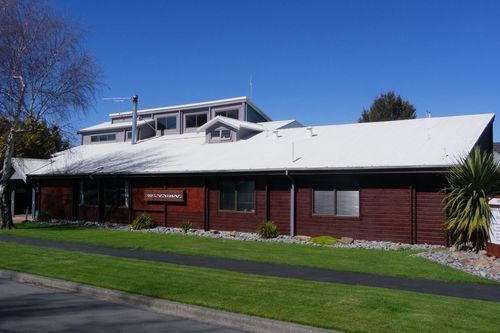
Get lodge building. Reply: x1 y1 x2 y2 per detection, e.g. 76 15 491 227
10 97 495 245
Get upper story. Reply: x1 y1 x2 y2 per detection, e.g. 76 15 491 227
78 97 272 145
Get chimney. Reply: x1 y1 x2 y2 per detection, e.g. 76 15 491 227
131 95 138 144
272 130 279 138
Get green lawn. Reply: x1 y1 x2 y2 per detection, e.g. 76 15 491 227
0 223 494 284
0 242 498 333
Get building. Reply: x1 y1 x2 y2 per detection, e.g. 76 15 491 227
10 97 495 245
494 142 500 164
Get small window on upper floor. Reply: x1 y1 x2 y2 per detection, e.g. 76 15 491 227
215 109 239 119
157 116 177 131
91 133 116 143
185 113 207 128
210 128 232 142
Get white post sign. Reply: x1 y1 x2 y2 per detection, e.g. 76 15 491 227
488 198 500 245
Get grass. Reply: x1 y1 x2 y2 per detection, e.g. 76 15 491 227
0 223 494 284
0 242 498 333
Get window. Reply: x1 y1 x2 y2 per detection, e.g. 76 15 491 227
90 133 116 142
211 129 231 140
219 180 255 212
103 180 128 207
126 131 132 140
157 116 177 130
215 109 239 119
79 180 129 207
185 113 207 128
80 181 99 206
313 187 359 217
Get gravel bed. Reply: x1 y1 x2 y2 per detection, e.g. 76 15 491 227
31 220 443 250
417 249 500 282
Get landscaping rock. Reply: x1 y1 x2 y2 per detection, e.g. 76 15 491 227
474 258 490 269
340 237 353 244
417 250 500 282
294 235 311 242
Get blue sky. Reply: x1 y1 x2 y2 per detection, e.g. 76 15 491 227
55 0 500 142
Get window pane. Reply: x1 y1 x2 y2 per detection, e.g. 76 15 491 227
221 130 231 139
196 113 207 126
158 117 177 130
226 110 238 119
212 130 220 138
220 181 235 210
157 118 167 130
313 190 334 215
185 115 196 128
126 131 132 140
237 181 255 211
336 190 359 216
103 180 127 207
166 117 176 130
81 181 99 206
216 110 239 119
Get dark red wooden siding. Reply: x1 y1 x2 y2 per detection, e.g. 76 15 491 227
36 173 448 245
131 178 204 228
39 180 74 219
416 191 446 245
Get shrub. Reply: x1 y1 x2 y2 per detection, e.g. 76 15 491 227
443 147 500 252
37 213 51 222
258 220 279 239
311 236 338 245
131 214 157 230
180 220 192 233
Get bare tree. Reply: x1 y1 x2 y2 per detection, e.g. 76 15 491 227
0 0 100 228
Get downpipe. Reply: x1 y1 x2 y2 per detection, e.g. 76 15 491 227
285 170 295 237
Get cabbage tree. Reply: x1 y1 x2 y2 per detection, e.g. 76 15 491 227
443 147 500 251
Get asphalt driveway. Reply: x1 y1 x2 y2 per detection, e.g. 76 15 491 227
0 278 246 333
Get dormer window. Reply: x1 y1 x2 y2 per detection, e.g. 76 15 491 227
212 129 231 140
197 115 264 144
210 127 232 142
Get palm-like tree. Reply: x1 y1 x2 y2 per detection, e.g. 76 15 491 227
443 147 500 252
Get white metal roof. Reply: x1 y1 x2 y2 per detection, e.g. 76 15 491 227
78 119 155 134
27 113 494 176
11 158 52 182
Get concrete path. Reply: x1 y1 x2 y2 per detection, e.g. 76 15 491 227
0 278 245 333
0 234 499 302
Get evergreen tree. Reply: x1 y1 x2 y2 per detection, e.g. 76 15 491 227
0 117 70 164
359 91 416 122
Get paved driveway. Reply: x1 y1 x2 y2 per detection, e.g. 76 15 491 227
0 278 246 333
